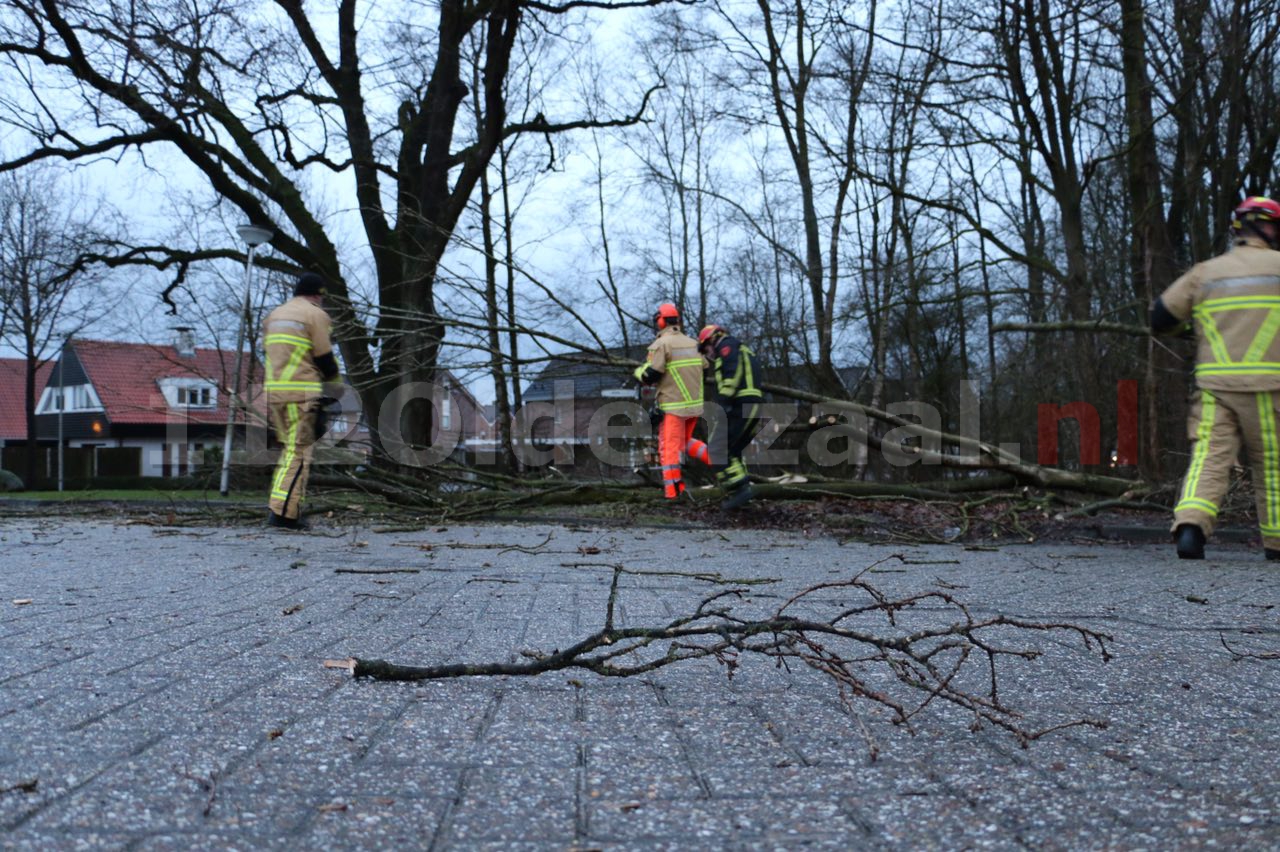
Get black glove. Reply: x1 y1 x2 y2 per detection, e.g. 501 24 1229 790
313 397 338 440
649 406 664 429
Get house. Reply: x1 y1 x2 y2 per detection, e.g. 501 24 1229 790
508 349 871 478
0 358 54 448
30 334 258 480
2 332 501 482
258 369 491 468
513 347 650 472
435 370 490 452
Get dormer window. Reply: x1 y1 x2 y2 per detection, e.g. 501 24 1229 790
177 385 212 407
159 378 218 409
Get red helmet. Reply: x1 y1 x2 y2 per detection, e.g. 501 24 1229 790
654 302 680 330
1233 196 1280 228
697 324 723 349
1233 197 1280 248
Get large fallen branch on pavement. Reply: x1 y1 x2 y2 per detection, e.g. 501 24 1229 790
329 558 1113 751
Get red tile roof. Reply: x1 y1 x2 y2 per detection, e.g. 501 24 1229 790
71 339 259 426
0 358 54 440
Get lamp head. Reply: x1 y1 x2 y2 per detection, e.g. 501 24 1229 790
236 224 273 247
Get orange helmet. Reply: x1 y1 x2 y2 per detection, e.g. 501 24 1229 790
697 324 724 350
654 302 680 330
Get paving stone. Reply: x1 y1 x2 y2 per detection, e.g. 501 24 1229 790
1 516 1278 848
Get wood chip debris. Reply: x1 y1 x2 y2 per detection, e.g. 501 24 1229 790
11 599 32 606
0 778 38 795
323 658 356 672
282 603 304 615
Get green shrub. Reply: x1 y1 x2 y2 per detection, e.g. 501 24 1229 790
0 469 24 492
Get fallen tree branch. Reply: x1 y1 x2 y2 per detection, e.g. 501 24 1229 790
776 382 1144 496
992 320 1149 337
334 557 1113 748
1220 633 1280 661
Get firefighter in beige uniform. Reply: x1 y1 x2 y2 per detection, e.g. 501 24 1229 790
263 272 340 529
1152 196 1280 559
633 303 711 499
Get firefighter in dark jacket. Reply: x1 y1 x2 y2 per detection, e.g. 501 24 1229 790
262 272 340 530
698 324 763 510
1152 196 1280 559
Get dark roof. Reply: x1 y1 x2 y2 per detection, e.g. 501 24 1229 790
522 346 647 402
758 363 870 398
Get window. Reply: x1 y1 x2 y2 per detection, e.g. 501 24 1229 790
176 385 212 407
441 394 452 429
37 383 102 413
158 378 217 409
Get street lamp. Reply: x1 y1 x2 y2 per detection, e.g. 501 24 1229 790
219 223 274 496
57 334 70 492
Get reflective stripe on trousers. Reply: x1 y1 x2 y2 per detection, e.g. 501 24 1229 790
1173 388 1280 546
268 399 319 520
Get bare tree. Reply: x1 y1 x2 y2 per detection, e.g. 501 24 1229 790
706 0 877 395
0 0 670 473
0 166 113 485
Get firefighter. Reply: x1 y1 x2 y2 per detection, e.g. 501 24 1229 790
262 271 340 529
633 302 711 499
698 324 763 510
1152 195 1280 559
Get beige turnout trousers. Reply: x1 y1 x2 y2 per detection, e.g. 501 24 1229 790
268 399 319 520
1175 388 1280 548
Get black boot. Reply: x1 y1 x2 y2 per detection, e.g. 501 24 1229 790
1266 549 1280 561
1175 524 1205 560
267 511 309 531
720 483 753 512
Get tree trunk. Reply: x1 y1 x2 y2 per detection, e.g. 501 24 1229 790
1120 0 1180 480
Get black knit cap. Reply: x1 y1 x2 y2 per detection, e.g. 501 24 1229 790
294 272 327 297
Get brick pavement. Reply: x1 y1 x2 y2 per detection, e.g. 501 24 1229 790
0 516 1278 850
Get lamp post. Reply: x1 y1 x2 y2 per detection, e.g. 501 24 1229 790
219 223 274 496
57 334 69 492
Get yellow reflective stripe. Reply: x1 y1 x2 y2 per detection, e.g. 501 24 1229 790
265 333 313 348
659 399 702 411
718 350 742 397
1244 307 1280 365
281 343 309 383
1259 392 1280 531
1195 363 1280 375
1178 390 1217 513
1200 295 1280 309
1192 307 1233 365
1261 523 1280 536
1175 496 1219 517
667 365 695 404
264 381 323 390
271 403 300 499
266 337 312 387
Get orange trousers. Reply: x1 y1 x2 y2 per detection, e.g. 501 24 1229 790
659 413 710 498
